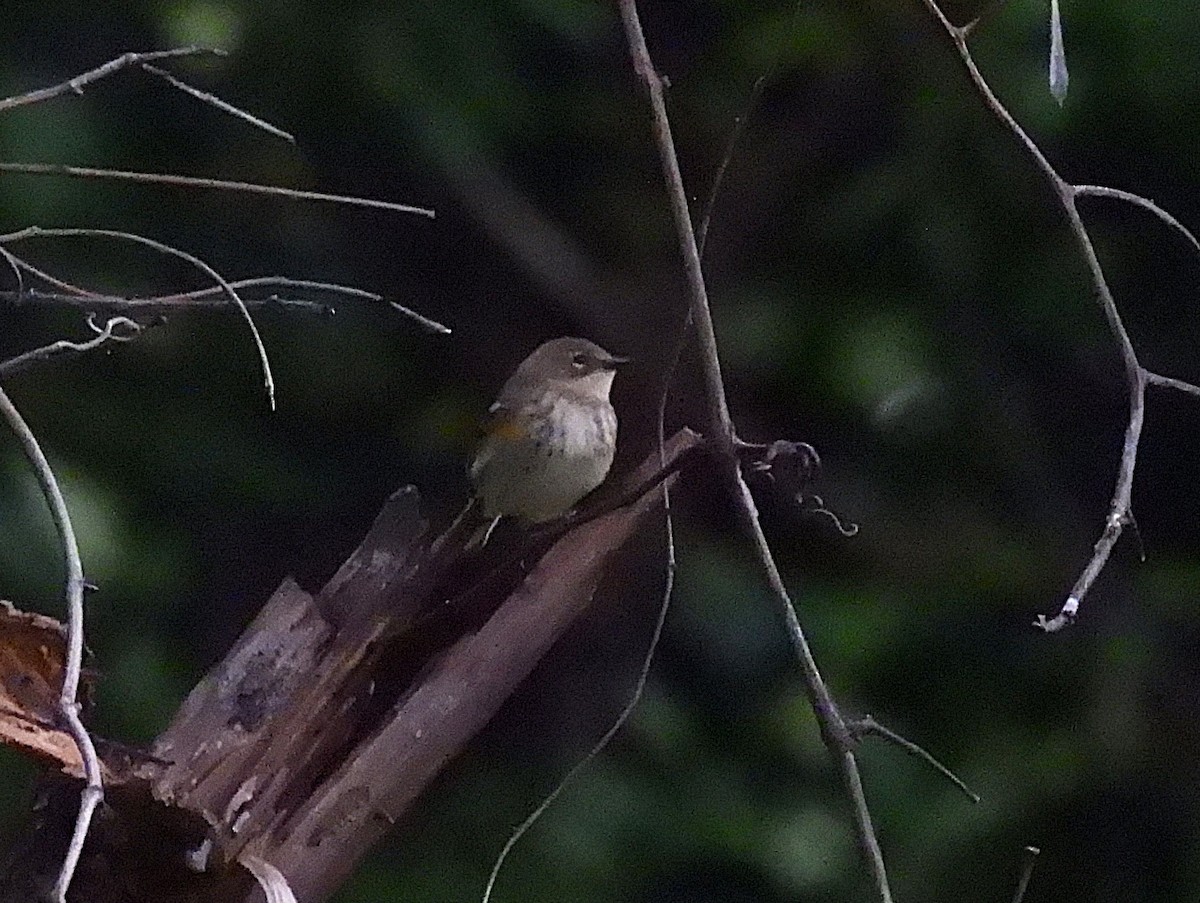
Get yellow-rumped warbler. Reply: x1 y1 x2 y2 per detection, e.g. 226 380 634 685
470 337 626 528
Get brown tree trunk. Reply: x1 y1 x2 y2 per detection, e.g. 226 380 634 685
0 430 696 903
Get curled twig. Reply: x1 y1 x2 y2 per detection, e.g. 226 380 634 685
0 315 149 380
799 494 859 537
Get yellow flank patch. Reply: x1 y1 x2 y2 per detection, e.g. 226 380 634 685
489 418 527 442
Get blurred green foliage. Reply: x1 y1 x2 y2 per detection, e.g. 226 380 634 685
2 1 1200 901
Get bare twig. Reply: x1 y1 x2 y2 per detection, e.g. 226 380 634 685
850 714 980 803
919 0 1200 631
0 388 103 903
140 63 296 144
154 275 448 329
0 315 147 379
0 45 290 143
1011 845 1041 903
0 47 223 112
1 226 277 410
0 163 435 219
617 3 894 900
696 76 764 257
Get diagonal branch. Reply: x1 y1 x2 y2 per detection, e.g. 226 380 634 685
0 47 223 112
139 63 296 144
616 2 894 900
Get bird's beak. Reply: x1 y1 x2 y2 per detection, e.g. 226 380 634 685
602 353 630 370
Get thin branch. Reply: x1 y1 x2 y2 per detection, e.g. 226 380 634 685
1011 845 1041 903
0 388 103 903
616 2 732 446
1145 371 1200 398
140 63 295 144
481 482 676 903
4 252 100 297
1 226 277 410
919 0 1200 631
0 47 223 112
850 714 980 803
616 3 893 900
1075 185 1200 255
696 77 764 258
733 472 892 900
0 163 435 219
0 245 25 298
0 315 147 379
153 276 448 334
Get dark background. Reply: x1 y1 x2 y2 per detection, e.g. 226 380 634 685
3 1 1200 900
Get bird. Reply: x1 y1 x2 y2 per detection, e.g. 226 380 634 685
469 337 626 533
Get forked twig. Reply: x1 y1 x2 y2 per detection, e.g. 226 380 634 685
0 47 223 112
850 715 980 803
1 268 451 333
0 288 330 316
0 388 102 903
919 0 1200 631
154 276 450 333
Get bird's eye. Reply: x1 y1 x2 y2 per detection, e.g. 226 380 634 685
571 352 588 369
